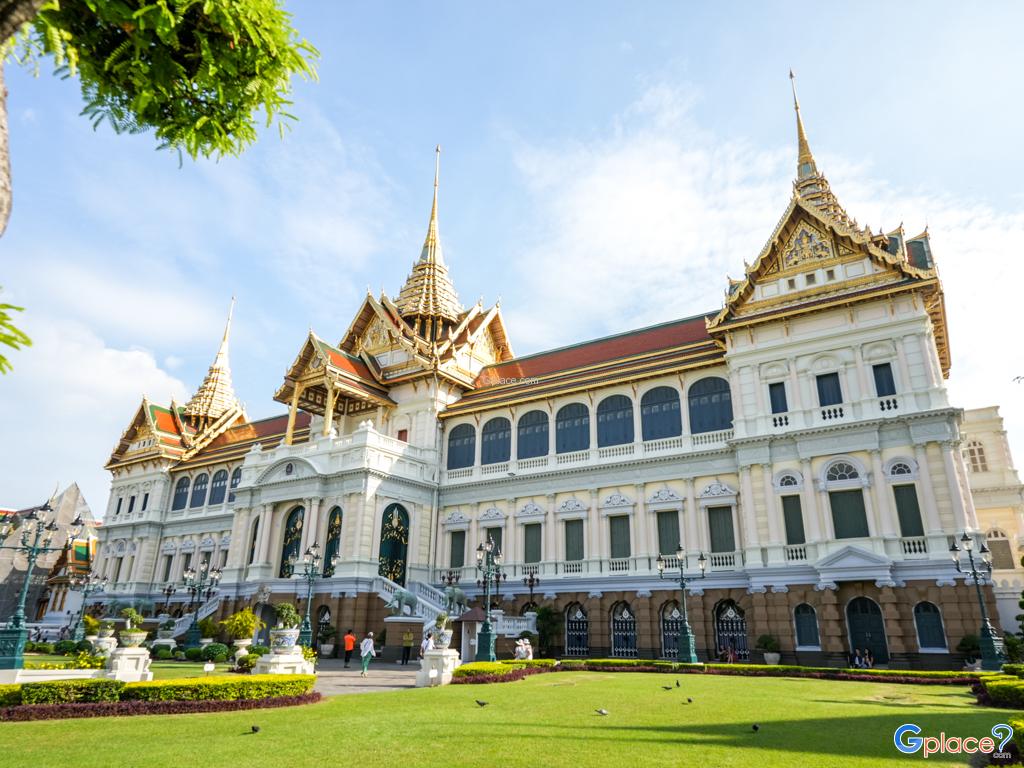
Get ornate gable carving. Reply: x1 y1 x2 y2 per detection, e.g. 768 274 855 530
362 316 392 353
782 221 834 268
517 502 546 519
558 498 588 514
648 488 682 504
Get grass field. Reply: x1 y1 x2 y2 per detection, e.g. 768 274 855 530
2 672 1017 767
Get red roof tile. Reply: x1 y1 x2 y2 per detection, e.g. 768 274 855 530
203 412 311 451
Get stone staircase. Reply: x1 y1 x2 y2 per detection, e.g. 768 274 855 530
162 596 221 638
374 576 453 628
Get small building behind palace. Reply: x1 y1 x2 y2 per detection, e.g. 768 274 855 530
91 86 1021 667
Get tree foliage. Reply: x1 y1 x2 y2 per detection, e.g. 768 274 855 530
0 287 30 374
13 0 318 159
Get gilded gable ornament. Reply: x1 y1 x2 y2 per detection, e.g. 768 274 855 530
363 316 391 351
782 223 834 268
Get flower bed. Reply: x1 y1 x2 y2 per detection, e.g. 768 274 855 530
0 692 321 722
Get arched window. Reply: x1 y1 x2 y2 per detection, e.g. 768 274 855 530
610 602 638 658
189 474 208 508
687 377 733 434
778 473 800 488
447 424 476 470
171 477 190 511
278 506 304 577
517 410 549 459
247 518 259 565
965 441 988 473
986 529 1015 570
555 403 590 453
228 468 242 503
565 603 589 656
714 600 749 661
378 503 410 586
889 462 913 478
323 507 343 577
209 470 229 506
597 395 634 447
481 418 511 465
660 601 684 659
641 387 682 441
825 461 869 539
794 604 820 648
826 462 860 482
913 602 947 650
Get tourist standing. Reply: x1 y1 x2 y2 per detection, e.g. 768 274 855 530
343 628 357 668
864 649 874 669
359 631 376 677
401 629 415 665
420 630 434 660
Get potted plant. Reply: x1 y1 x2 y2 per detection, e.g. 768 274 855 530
957 634 982 670
119 608 148 648
82 614 100 643
433 611 453 649
755 634 781 665
269 603 301 654
157 619 176 640
98 619 116 638
220 608 266 659
318 625 337 657
198 617 219 647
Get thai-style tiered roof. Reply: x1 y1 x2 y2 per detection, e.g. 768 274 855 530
174 412 312 470
182 299 246 434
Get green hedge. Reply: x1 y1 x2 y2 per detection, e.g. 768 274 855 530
1002 663 1024 678
1011 717 1024 755
980 677 1024 708
122 675 316 702
497 659 557 669
20 679 125 705
0 684 22 707
701 663 982 680
453 662 523 678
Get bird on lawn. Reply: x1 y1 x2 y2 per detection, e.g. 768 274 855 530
595 709 609 716
687 697 693 704
752 724 760 733
675 680 680 688
251 725 261 734
660 685 673 691
475 700 489 707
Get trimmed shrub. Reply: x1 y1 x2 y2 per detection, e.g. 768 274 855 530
24 641 55 655
453 662 522 678
1002 663 1024 678
979 677 1024 708
122 674 316 702
498 659 557 668
1012 717 1024 755
75 640 94 654
154 648 173 661
54 640 77 656
201 643 229 662
234 655 257 672
20 679 125 705
0 684 22 707
173 651 186 661
0 692 321 722
249 645 270 657
184 648 204 662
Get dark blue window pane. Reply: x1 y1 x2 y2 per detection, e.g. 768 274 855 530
872 363 896 397
517 410 549 459
769 382 788 414
914 602 946 649
172 477 190 510
641 386 682 440
794 604 819 647
556 403 590 453
816 372 843 406
447 424 476 469
687 377 733 434
209 470 228 505
228 468 242 503
481 417 511 464
189 474 208 508
597 395 634 447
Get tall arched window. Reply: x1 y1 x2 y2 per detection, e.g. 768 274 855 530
323 506 343 577
913 602 947 650
556 403 590 453
826 461 870 539
565 603 589 656
189 474 208 508
610 601 638 658
447 424 476 469
171 477 190 511
481 418 512 464
687 377 733 434
209 470 229 506
794 603 819 648
597 395 634 447
641 386 682 441
228 467 242 503
278 506 304 577
965 440 988 473
517 410 549 459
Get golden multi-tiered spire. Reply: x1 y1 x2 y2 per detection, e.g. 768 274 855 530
183 297 242 431
788 70 858 231
394 145 464 336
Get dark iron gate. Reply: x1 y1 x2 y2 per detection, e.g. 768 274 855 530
377 503 409 586
565 604 589 656
661 603 682 659
714 601 749 661
847 597 889 663
611 602 638 658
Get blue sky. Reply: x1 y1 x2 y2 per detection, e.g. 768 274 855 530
2 1 1024 511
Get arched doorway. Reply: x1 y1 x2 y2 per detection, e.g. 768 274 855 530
610 602 638 658
565 603 589 656
661 601 683 659
846 596 889 663
714 600 749 661
315 605 332 646
377 503 410 586
278 506 304 577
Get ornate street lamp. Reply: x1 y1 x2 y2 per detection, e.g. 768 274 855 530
68 570 107 642
656 547 707 664
950 532 1006 671
161 583 177 614
440 569 460 612
474 537 503 662
180 560 222 649
522 572 541 610
289 542 338 647
0 502 84 669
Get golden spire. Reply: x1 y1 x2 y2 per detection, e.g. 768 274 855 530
395 146 463 326
183 297 242 430
790 69 817 180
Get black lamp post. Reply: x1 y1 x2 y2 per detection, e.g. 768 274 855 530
474 537 502 662
656 547 707 664
289 542 338 647
522 573 541 610
68 571 107 642
0 502 83 669
950 532 1005 671
181 560 222 649
440 569 460 612
161 584 176 613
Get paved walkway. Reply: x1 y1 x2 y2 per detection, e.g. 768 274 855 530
314 658 419 695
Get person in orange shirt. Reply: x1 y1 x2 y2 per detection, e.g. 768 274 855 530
343 628 357 668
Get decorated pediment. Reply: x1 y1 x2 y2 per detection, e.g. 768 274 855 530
479 506 507 521
780 221 834 268
815 545 893 586
557 498 588 514
516 501 546 519
257 459 318 485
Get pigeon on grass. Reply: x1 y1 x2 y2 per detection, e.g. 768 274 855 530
475 700 489 707
595 709 609 716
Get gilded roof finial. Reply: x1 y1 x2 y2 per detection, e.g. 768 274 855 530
790 69 817 180
422 144 443 265
183 297 242 429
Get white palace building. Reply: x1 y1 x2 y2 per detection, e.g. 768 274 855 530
92 88 1023 667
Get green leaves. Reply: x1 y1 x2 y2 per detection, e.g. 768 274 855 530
0 288 31 375
22 0 318 160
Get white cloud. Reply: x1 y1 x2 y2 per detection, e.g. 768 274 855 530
509 84 1024 466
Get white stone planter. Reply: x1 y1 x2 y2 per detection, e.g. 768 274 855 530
84 635 99 645
270 628 300 654
98 628 115 639
762 652 781 665
319 643 334 657
233 638 253 659
119 630 147 649
433 629 453 649
199 638 214 648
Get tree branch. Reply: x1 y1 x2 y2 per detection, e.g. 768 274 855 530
0 0 45 45
0 63 10 238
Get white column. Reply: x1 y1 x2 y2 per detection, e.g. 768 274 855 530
547 405 557 457
869 450 895 537
632 397 643 444
544 495 555 564
509 411 518 464
914 444 942 533
684 478 699 551
257 504 274 564
761 464 782 544
895 336 913 393
587 405 598 452
728 369 744 421
788 363 803 410
587 489 600 561
739 467 759 549
801 459 822 541
941 441 969 532
473 423 482 467
919 332 940 389
303 497 321 551
633 483 648 557
854 346 872 401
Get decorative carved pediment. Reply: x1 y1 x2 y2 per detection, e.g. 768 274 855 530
479 507 506 521
517 502 546 519
782 222 834 268
602 492 633 508
648 489 681 504
558 498 588 513
700 482 736 498
444 510 470 526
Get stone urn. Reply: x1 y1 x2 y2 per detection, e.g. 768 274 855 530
269 628 300 654
319 642 335 657
119 630 148 649
763 652 781 665
84 634 99 646
156 629 175 642
98 626 115 639
199 637 214 649
433 629 454 649
233 638 253 660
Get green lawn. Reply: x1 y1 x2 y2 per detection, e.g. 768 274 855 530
3 672 1018 767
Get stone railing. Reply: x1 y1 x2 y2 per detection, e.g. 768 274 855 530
900 536 928 557
784 544 808 563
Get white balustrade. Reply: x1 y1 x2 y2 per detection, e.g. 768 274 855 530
784 544 807 562
900 536 928 557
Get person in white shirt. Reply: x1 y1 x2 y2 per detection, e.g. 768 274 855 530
419 631 434 660
359 631 376 677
